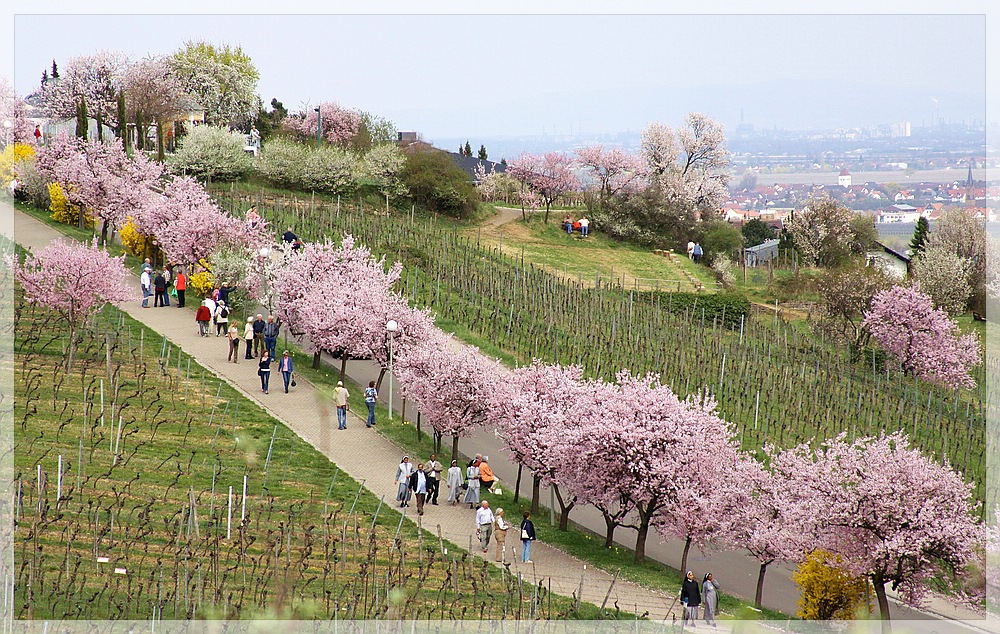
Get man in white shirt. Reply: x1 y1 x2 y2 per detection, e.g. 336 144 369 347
140 269 152 308
475 500 495 553
334 381 350 430
579 216 590 237
687 240 695 259
426 454 443 505
409 463 429 515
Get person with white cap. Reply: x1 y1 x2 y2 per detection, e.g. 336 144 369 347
395 455 414 507
243 317 255 359
334 380 350 429
680 570 701 626
214 300 229 336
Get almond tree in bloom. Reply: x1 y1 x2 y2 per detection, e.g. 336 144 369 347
772 432 981 621
41 51 130 139
123 56 190 149
11 238 136 370
395 339 504 461
506 152 579 223
641 113 730 212
35 135 163 243
576 144 646 204
863 284 981 389
284 101 362 147
597 372 736 564
724 454 808 608
0 78 33 144
492 361 595 530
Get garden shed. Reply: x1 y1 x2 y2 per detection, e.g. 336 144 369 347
744 239 780 267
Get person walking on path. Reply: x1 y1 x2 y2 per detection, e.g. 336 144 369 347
464 460 481 508
258 350 272 394
174 269 186 308
494 508 510 562
204 295 217 333
263 315 280 359
680 571 702 626
476 501 495 553
227 323 240 363
579 216 590 237
243 318 255 359
140 268 152 308
395 456 414 507
215 301 230 337
479 456 496 492
334 381 350 430
520 511 536 563
195 301 212 337
692 243 703 264
364 381 378 427
426 454 443 505
161 266 172 306
687 240 695 259
279 351 294 393
252 314 265 357
446 460 463 505
702 573 719 627
409 463 429 516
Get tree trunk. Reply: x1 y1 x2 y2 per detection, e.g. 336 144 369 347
96 112 104 142
513 463 523 503
375 367 387 391
416 411 421 442
634 513 650 564
339 356 347 382
156 120 165 163
531 475 540 515
602 511 616 548
552 485 574 531
680 536 693 576
543 202 550 224
66 325 77 374
755 562 768 608
873 577 891 625
434 431 442 454
312 351 321 369
451 435 460 464
100 220 109 248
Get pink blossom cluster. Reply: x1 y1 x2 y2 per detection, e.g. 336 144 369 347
863 284 981 389
282 102 362 147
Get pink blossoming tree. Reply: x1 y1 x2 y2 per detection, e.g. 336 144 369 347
576 144 646 203
863 284 981 389
11 238 136 370
772 432 981 621
506 152 579 223
283 102 362 148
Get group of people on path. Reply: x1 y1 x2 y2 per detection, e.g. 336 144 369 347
680 570 721 627
393 453 537 564
562 214 590 237
140 259 187 309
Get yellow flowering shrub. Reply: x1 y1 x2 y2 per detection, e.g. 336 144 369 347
189 271 216 296
48 182 91 227
119 219 149 257
793 549 870 620
0 143 35 185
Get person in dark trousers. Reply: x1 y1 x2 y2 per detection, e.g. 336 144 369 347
258 350 272 394
279 350 294 393
218 281 232 306
252 314 265 357
161 266 171 306
153 271 167 307
426 454 443 505
692 243 704 264
680 570 701 626
174 269 186 307
408 463 428 516
364 381 378 427
263 315 281 359
520 511 536 563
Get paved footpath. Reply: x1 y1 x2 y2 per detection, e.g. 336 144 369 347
6 200 993 632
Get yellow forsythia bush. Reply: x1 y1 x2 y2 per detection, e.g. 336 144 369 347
48 182 91 227
0 143 35 185
793 549 870 620
119 219 149 257
189 271 216 296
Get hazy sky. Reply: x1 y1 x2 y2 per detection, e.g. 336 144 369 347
1 2 994 146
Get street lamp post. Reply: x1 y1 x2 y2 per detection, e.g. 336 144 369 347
2 120 11 148
314 107 322 149
386 320 398 420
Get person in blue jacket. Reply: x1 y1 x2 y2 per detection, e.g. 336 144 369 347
279 350 294 393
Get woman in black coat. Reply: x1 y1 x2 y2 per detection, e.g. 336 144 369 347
680 570 701 625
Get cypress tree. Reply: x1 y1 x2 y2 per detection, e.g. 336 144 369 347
76 96 88 140
40 69 48 87
909 216 930 257
464 140 472 156
478 144 488 160
117 90 131 154
51 60 59 79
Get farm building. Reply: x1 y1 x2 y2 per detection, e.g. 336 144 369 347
744 239 780 267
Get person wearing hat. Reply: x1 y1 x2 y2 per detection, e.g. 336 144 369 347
493 507 510 562
446 459 463 505
334 380 350 429
243 317 255 359
395 456 414 507
680 570 701 626
702 573 719 626
215 300 229 336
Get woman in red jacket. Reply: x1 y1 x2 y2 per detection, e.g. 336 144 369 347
174 269 187 308
195 301 212 337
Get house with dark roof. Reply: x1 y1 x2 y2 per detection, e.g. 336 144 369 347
447 153 507 183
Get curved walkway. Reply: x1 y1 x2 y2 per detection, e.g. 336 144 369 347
7 200 991 632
